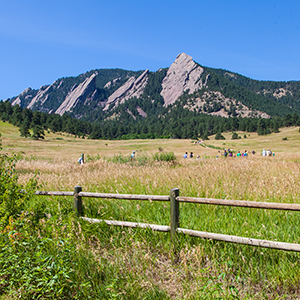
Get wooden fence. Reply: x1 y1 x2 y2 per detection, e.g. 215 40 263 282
35 186 300 252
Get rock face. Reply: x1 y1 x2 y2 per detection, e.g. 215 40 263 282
55 72 97 116
27 85 52 109
103 69 149 110
183 90 270 118
11 87 32 106
160 53 204 106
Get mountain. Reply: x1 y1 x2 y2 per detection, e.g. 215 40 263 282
5 53 300 123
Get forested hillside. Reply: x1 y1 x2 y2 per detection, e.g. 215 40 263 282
1 101 300 141
209 67 300 113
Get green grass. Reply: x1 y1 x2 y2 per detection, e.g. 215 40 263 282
9 192 298 299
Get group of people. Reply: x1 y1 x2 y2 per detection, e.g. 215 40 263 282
183 152 201 159
220 148 274 158
183 152 193 158
262 149 274 157
222 149 254 158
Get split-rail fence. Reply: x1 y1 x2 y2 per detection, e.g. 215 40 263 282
35 186 300 252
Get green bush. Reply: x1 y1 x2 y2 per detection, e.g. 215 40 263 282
136 154 151 165
0 214 101 299
86 153 101 162
231 132 239 140
152 151 176 162
107 154 131 164
0 154 38 228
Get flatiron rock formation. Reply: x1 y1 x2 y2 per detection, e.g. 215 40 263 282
55 72 97 116
103 69 149 110
161 53 204 106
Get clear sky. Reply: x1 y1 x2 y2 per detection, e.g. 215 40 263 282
1 0 300 100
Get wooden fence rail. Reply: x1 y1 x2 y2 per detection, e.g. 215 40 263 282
35 186 300 252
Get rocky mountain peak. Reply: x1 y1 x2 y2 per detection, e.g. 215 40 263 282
160 53 204 106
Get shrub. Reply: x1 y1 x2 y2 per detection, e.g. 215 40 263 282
107 154 131 164
0 216 96 298
153 151 176 162
0 154 38 228
231 132 239 140
136 154 151 165
86 153 101 162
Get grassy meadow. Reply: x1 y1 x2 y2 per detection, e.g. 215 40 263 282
1 121 300 299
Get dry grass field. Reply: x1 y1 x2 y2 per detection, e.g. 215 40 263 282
1 120 300 161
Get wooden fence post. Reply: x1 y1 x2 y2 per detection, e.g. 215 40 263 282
170 188 180 241
74 186 83 216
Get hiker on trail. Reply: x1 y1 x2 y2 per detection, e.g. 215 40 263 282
131 151 136 161
252 150 255 155
237 151 241 157
243 150 248 157
78 154 84 165
183 152 188 159
190 152 194 158
224 149 228 158
262 149 266 157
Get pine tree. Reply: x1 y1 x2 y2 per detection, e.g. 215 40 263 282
231 132 239 140
31 125 45 140
19 119 31 138
215 132 225 140
273 120 280 133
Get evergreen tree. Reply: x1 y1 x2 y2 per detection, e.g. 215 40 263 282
31 125 45 140
257 119 267 135
202 131 209 140
12 105 23 126
231 132 239 139
273 119 280 133
215 132 225 140
19 119 31 138
284 114 292 127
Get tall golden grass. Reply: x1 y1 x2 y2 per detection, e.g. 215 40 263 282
16 156 300 204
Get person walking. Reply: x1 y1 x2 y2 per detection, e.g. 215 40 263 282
131 151 136 161
78 154 84 165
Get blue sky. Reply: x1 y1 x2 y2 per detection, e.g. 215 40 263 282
1 0 300 100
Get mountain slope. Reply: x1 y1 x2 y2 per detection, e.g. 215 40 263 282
5 53 300 122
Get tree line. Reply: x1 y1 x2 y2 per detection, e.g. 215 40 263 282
0 101 300 140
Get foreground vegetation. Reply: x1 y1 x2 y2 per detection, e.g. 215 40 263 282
1 123 300 299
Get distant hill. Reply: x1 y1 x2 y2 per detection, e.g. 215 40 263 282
5 53 300 124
